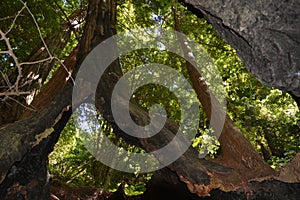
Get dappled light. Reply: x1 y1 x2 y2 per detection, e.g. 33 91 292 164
0 0 299 199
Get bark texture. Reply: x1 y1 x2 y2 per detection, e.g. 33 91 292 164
181 0 300 99
0 84 73 199
172 5 274 182
1 0 300 199
0 0 120 198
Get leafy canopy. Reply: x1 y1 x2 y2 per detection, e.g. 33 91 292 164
1 0 299 195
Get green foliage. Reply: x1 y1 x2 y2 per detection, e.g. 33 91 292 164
0 0 61 62
49 115 151 193
4 0 298 194
49 1 300 190
0 0 85 88
268 150 296 171
192 128 220 158
170 2 300 165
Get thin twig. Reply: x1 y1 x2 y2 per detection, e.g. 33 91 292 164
1 72 12 88
0 29 22 92
0 14 24 21
20 0 53 58
5 3 26 35
20 57 54 66
0 0 75 101
6 96 36 111
0 91 31 96
54 57 75 84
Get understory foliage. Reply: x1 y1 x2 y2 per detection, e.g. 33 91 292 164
1 0 299 195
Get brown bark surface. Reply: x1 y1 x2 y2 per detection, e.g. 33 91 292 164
181 0 300 185
180 0 300 99
0 0 299 199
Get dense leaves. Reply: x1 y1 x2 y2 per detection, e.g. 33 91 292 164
47 0 300 193
0 0 299 196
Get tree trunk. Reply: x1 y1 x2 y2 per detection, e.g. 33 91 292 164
180 0 300 100
0 84 73 199
172 5 274 180
141 169 300 200
0 0 299 199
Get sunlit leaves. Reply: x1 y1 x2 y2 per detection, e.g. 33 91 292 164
192 128 220 158
44 0 300 193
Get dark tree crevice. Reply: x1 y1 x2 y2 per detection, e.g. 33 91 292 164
0 0 299 199
180 0 300 99
0 102 72 199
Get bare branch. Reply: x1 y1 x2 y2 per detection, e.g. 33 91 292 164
20 57 54 66
0 14 24 21
0 0 75 103
5 3 27 35
0 29 22 92
1 72 13 88
0 91 31 97
6 96 36 111
54 57 75 84
20 0 52 58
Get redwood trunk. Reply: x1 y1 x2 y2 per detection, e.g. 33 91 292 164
0 0 299 199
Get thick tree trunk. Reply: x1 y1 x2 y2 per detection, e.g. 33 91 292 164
0 0 123 198
180 0 300 100
178 0 300 197
0 105 72 200
0 84 73 199
172 5 274 181
1 0 299 199
141 169 300 200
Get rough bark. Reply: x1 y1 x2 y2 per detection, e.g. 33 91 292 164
1 0 299 199
142 170 300 200
180 0 300 184
0 0 125 198
49 168 300 200
172 5 274 181
180 0 300 99
278 152 300 183
0 84 73 199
